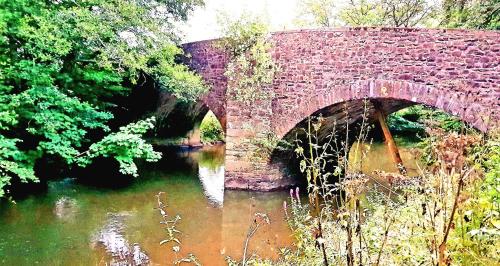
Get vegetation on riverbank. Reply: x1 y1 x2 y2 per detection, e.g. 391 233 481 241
0 0 206 197
388 105 465 136
200 111 224 144
241 120 499 266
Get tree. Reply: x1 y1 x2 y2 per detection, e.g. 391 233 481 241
217 12 277 106
440 0 500 30
339 0 437 27
338 0 385 27
0 0 205 197
296 0 498 29
294 0 338 28
295 0 437 28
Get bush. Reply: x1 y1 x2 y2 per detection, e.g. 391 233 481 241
388 105 466 135
199 111 224 144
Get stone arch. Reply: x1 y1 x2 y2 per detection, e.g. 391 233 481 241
155 91 226 143
273 79 494 139
183 40 229 130
186 101 227 145
269 90 480 190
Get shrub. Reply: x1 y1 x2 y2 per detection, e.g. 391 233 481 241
199 111 224 144
388 105 466 135
248 116 498 266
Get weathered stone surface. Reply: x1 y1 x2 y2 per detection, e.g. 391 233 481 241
182 40 229 129
180 28 500 191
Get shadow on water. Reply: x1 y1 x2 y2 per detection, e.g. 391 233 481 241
65 145 205 191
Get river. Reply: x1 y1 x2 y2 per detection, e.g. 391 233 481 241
0 142 420 265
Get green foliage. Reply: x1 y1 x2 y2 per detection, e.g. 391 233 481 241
387 113 425 134
299 0 499 29
338 0 387 26
440 0 500 30
249 117 498 265
450 132 500 265
15 87 113 162
0 0 204 196
388 105 466 136
294 0 337 27
0 135 37 198
218 13 277 106
199 111 224 144
77 117 161 177
297 0 437 28
217 13 268 58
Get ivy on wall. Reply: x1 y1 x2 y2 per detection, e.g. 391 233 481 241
217 14 278 106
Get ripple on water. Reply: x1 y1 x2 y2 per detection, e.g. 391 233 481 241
91 212 149 265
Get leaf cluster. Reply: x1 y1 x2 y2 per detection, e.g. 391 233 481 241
77 117 162 177
0 0 204 196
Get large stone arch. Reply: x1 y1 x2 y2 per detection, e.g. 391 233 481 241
273 79 494 139
179 27 499 191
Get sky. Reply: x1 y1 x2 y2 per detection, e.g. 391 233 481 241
180 0 302 42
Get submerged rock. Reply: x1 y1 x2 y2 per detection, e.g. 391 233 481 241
91 212 149 265
53 196 78 220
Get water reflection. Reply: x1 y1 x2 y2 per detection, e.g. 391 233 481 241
189 145 226 206
198 165 224 206
0 141 423 265
348 142 421 180
53 196 78 220
91 212 149 265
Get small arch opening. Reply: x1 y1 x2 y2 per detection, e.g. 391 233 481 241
153 96 225 147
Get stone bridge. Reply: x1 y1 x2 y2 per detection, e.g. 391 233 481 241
181 28 500 191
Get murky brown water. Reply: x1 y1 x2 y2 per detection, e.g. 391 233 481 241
349 140 421 184
0 142 418 265
0 145 292 266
